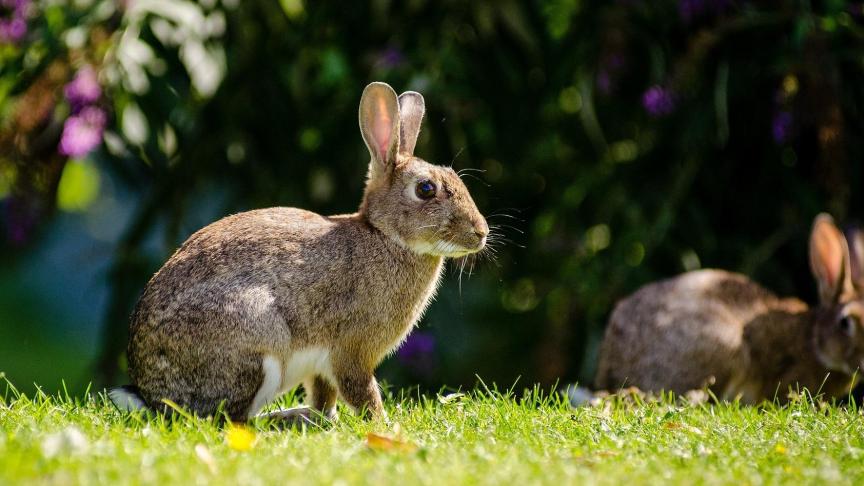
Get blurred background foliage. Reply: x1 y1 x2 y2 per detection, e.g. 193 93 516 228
1 0 862 395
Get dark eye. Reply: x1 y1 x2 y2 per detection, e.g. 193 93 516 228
415 180 436 200
839 316 856 336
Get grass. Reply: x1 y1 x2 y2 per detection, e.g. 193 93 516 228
2 380 864 485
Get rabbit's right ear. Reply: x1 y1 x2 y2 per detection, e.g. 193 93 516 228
809 214 854 304
845 227 864 291
359 82 400 178
397 91 425 157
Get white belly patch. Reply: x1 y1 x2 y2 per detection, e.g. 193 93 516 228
247 355 282 417
280 347 333 392
246 348 333 418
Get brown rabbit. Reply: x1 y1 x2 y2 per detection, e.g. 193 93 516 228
108 82 488 422
595 214 864 403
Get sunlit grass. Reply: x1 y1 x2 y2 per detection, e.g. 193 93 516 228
2 379 864 485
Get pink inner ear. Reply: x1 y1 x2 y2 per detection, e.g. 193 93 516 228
814 228 843 285
373 98 392 159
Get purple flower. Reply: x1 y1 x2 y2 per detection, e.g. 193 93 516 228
679 0 731 23
0 0 28 43
3 197 36 246
398 332 435 360
642 85 676 117
375 47 405 69
596 54 625 95
397 331 437 376
596 70 612 94
58 106 107 157
772 111 793 144
64 66 102 108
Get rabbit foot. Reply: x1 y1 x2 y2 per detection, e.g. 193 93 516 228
255 406 332 429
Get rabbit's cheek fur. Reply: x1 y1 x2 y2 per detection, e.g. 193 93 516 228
814 303 864 373
382 163 487 257
840 304 864 370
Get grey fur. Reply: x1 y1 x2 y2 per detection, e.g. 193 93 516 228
121 82 488 421
595 214 864 403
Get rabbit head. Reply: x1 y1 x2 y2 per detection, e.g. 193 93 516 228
358 82 488 257
809 214 864 374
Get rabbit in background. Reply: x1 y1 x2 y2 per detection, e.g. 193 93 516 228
109 82 489 423
595 214 864 403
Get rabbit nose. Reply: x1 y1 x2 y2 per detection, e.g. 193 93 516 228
473 221 489 238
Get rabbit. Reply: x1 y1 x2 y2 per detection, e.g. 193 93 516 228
595 214 864 403
108 82 489 422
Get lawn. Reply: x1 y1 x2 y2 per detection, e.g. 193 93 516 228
1 379 863 485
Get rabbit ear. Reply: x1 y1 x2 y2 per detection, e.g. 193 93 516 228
846 226 864 291
397 91 425 156
359 82 400 173
809 214 854 304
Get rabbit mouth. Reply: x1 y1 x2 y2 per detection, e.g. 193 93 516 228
408 238 483 257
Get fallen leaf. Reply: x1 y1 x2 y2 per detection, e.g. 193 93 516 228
595 450 619 458
365 432 418 453
663 421 703 435
225 424 256 451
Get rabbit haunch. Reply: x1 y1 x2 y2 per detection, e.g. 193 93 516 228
595 214 864 403
111 82 488 421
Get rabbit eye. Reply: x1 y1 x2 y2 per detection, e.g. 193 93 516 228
415 180 437 200
839 316 857 336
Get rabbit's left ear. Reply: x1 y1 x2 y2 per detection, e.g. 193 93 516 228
846 227 864 291
398 91 425 157
360 82 401 172
810 214 854 304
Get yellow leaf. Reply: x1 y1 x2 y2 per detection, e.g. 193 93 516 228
225 424 256 451
56 160 100 212
365 432 418 453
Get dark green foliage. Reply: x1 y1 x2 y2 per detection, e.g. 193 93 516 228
2 1 863 390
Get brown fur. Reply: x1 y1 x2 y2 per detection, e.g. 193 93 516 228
595 215 864 403
124 83 488 420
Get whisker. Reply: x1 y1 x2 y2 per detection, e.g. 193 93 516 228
458 255 467 295
489 224 524 234
487 213 525 222
448 147 465 168
458 172 490 187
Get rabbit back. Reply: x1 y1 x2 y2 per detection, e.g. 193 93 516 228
595 269 784 395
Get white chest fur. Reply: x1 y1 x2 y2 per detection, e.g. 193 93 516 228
246 347 333 418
